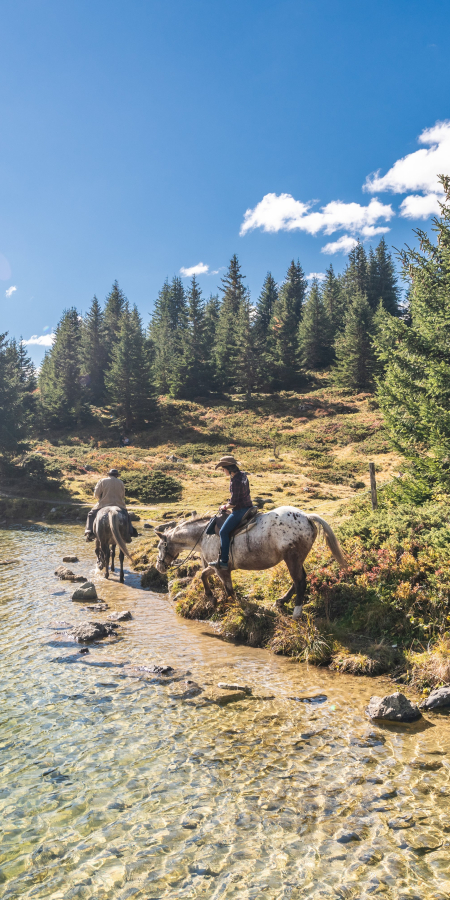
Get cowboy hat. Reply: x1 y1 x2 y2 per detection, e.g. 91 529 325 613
214 455 240 470
108 468 120 477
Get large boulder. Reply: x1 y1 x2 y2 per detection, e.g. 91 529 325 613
419 686 450 710
71 621 117 643
367 692 421 722
71 582 98 601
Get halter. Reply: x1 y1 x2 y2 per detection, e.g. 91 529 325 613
159 522 209 570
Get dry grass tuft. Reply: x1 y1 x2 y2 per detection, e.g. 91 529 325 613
269 612 331 663
406 638 450 690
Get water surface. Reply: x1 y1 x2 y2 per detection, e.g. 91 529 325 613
1 524 450 899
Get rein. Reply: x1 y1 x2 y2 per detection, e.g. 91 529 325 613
162 522 209 570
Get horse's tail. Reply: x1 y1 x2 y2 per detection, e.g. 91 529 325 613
109 508 132 561
308 514 348 569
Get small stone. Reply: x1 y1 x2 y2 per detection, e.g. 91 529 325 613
217 682 252 694
79 647 89 654
107 610 132 622
63 556 79 563
335 831 361 844
84 603 109 611
72 582 98 601
388 815 415 829
366 692 421 722
152 664 174 675
205 687 248 705
71 621 117 643
420 686 450 710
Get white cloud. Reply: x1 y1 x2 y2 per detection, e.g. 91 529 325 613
364 120 450 197
180 262 209 277
399 192 443 220
23 333 55 346
360 225 390 237
307 272 326 281
240 193 393 237
321 235 358 255
5 285 17 298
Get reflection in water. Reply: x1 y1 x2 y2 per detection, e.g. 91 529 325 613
1 524 450 899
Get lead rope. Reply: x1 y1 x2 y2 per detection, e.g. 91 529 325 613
167 522 210 570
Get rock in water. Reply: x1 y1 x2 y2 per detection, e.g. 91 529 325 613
55 566 86 582
366 692 421 722
107 610 132 622
71 582 98 601
63 556 79 563
71 622 116 642
420 686 450 710
217 682 252 694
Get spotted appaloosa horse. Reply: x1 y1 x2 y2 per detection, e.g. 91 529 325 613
94 506 132 584
155 506 347 619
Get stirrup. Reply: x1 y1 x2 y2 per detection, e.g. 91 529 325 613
208 558 229 569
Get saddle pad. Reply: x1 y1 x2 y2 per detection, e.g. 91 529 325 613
214 507 260 538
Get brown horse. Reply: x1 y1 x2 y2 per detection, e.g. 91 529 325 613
94 506 132 583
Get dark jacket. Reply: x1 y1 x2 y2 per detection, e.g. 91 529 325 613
229 471 252 509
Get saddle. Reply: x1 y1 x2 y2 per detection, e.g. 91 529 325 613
211 506 260 538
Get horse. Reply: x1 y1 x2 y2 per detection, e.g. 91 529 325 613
94 506 132 583
155 506 347 619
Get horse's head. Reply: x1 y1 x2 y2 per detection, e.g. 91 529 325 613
154 521 178 574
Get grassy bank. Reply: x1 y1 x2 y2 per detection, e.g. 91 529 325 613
3 381 450 691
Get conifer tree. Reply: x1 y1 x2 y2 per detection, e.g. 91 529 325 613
105 304 153 429
375 177 450 482
214 255 247 391
367 237 400 315
235 292 257 400
103 280 127 349
269 259 307 388
81 295 107 403
333 291 375 392
174 277 209 398
148 280 173 394
254 272 278 340
39 308 84 426
344 242 369 296
298 279 332 370
322 264 346 342
0 334 35 452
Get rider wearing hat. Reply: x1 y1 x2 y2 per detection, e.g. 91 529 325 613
208 455 253 569
84 469 138 542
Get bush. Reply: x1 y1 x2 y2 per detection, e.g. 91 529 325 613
123 470 182 503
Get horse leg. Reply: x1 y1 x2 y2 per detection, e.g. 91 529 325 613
215 569 235 600
276 583 296 612
104 545 110 579
119 550 124 583
111 544 115 573
95 539 104 570
201 566 215 603
284 549 307 619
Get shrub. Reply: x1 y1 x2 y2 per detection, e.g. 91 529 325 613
123 470 182 503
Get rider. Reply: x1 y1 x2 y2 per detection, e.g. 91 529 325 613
208 455 253 569
84 468 138 542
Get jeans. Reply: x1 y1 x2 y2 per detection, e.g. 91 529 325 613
219 508 249 564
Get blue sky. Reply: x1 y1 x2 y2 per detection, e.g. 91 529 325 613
1 0 449 364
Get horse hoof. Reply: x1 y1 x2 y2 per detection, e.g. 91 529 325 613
105 573 109 580
292 605 303 620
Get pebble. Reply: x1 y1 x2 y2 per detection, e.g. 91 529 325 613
107 610 132 622
217 682 252 694
63 556 79 563
335 831 361 844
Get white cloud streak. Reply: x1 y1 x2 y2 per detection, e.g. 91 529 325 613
180 262 209 277
399 192 443 220
5 285 17 298
23 334 55 346
321 235 358 255
240 193 393 237
307 272 326 281
364 121 450 196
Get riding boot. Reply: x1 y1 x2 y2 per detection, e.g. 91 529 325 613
85 509 97 541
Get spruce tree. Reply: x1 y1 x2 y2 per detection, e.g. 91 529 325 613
298 279 332 370
81 295 107 404
105 304 153 429
235 291 257 400
175 277 209 398
103 280 127 349
148 280 173 394
214 255 247 391
367 237 400 315
39 308 84 426
375 176 450 482
269 259 307 388
0 334 35 452
322 264 346 342
333 291 375 392
254 272 278 338
344 242 369 296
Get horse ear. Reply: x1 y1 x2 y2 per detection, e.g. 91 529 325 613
154 521 177 536
154 527 165 536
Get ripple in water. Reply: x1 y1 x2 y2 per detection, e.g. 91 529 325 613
1 524 450 899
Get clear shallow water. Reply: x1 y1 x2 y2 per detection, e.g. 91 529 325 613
1 525 450 899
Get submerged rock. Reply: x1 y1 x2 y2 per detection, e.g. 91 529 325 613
217 682 252 694
205 686 248 705
367 692 421 722
71 582 98 601
107 610 132 622
419 686 450 710
71 621 117 643
63 556 79 563
55 566 87 582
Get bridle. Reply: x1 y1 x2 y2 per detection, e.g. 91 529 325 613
158 523 209 571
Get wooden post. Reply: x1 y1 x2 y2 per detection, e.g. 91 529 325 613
369 462 378 510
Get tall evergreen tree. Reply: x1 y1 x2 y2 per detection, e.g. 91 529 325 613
333 291 375 392
254 272 278 338
81 295 107 403
235 292 257 400
174 277 209 398
344 242 369 296
105 304 153 429
367 237 400 315
39 308 84 426
0 334 35 452
269 259 307 387
214 255 247 391
103 280 127 349
148 277 188 395
375 177 450 482
298 279 332 370
322 264 346 342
